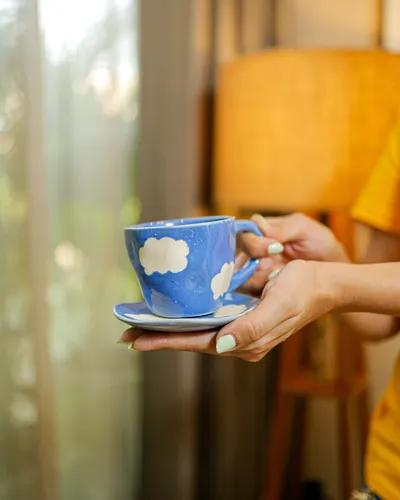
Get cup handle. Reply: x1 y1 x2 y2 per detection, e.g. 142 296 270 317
228 219 263 293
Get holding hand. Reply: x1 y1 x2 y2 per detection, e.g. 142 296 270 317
119 213 350 362
121 259 338 362
243 213 349 262
238 213 349 296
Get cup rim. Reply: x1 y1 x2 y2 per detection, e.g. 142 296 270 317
124 215 234 231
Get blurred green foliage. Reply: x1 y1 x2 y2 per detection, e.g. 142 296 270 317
0 2 142 499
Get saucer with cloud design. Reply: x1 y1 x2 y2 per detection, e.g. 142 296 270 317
113 292 259 332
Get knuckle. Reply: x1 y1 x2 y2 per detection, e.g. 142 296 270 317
292 212 303 220
292 212 308 224
286 302 299 317
245 319 262 343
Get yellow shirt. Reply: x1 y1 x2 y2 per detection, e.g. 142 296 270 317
352 119 400 499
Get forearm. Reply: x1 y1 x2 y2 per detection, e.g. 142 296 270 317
321 262 400 339
335 311 399 340
331 262 400 314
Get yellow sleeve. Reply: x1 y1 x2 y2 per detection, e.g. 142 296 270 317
352 119 400 235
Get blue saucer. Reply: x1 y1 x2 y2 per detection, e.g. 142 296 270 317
113 292 259 332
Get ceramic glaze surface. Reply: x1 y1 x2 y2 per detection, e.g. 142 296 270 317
124 216 262 317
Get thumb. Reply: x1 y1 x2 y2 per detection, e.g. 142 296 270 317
251 213 302 244
215 294 282 354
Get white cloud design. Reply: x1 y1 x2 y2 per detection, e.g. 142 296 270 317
213 304 247 318
126 313 164 322
139 237 189 276
210 262 234 300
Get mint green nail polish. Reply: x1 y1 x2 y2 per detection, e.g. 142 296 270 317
268 267 283 280
268 242 284 255
216 334 236 354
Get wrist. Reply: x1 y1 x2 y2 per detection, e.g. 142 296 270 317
324 242 350 263
312 261 348 313
316 261 359 312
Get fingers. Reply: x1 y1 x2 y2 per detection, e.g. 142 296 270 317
238 214 294 259
118 297 296 362
239 314 296 355
239 232 284 258
240 330 294 363
215 289 289 354
119 328 145 344
238 257 285 295
127 330 218 354
238 270 270 296
267 266 284 280
234 251 249 271
238 233 271 257
118 253 294 362
251 213 306 244
259 256 286 271
262 265 286 296
260 330 293 358
251 213 278 236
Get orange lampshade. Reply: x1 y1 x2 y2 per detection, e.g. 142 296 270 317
214 49 400 213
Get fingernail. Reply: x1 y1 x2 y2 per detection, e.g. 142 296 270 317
127 343 136 351
251 213 264 224
116 339 126 344
268 267 283 280
267 242 284 255
216 334 236 354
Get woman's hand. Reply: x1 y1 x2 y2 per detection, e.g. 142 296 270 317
119 214 350 360
241 212 349 262
235 253 285 296
237 213 349 296
120 259 338 362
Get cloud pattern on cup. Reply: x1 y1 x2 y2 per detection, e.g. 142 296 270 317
126 313 163 321
211 261 234 300
139 237 235 302
213 304 247 317
139 237 189 276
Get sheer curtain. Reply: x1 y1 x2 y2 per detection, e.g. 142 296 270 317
0 1 141 499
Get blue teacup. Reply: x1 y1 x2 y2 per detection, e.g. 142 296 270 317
124 215 262 318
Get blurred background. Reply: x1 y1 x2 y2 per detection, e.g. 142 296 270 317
1 1 400 499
